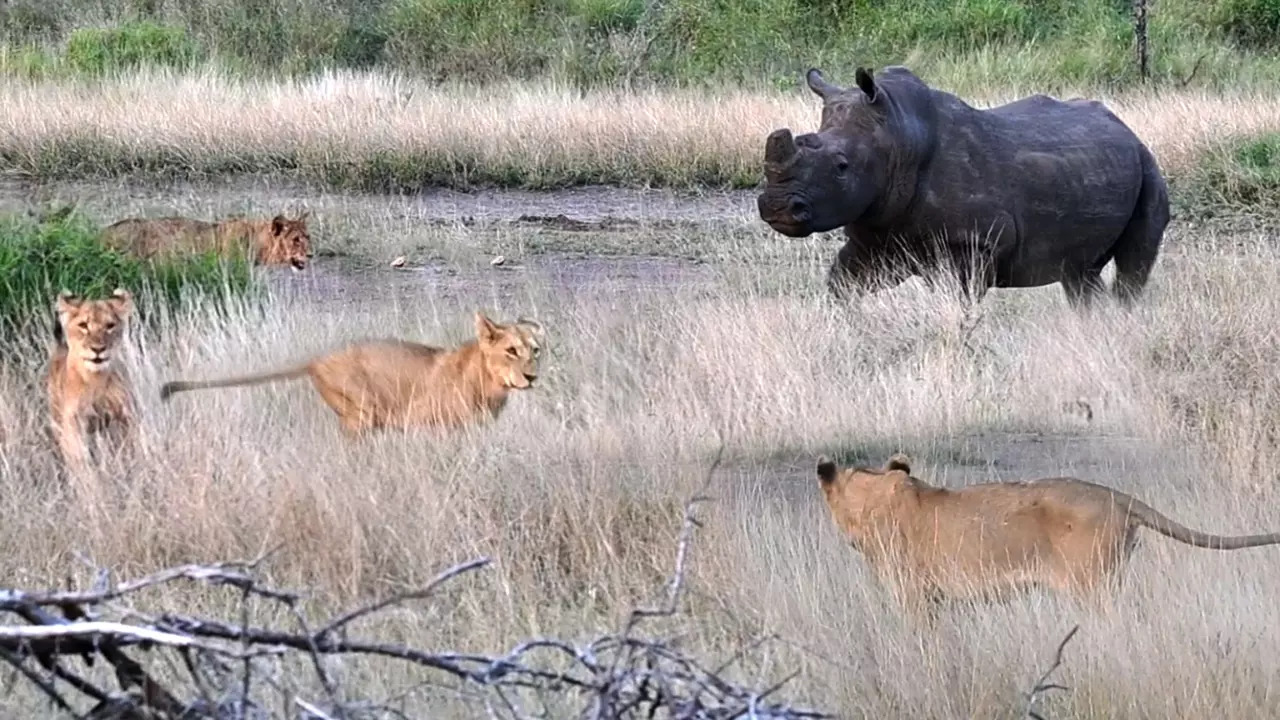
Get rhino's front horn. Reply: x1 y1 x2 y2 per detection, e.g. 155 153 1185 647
765 128 797 164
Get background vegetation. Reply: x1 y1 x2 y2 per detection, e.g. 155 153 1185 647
2 0 1280 90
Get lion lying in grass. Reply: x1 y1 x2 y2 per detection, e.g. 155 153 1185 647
816 453 1280 614
100 212 312 270
160 312 543 435
46 289 138 475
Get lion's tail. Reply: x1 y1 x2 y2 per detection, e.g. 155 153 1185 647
160 364 310 402
1125 495 1280 550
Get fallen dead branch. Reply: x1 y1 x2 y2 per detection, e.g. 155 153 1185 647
1024 624 1081 720
0 443 833 719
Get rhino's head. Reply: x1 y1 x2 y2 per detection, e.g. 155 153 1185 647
757 67 901 238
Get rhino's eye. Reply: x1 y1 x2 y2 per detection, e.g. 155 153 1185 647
836 159 849 173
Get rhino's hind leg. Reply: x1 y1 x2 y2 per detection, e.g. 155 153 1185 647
1062 268 1107 308
1110 148 1171 305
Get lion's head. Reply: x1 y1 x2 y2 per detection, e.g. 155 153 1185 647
258 212 313 270
816 453 914 549
55 288 133 374
474 311 543 390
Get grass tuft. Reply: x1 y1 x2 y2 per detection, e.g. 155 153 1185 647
1182 132 1280 217
65 21 202 76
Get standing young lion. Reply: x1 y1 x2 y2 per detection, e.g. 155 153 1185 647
46 289 138 475
159 312 544 436
816 454 1280 614
100 212 312 270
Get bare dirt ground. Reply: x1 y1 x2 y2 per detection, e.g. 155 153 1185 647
0 176 761 226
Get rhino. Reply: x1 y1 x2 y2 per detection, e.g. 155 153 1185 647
757 66 1170 306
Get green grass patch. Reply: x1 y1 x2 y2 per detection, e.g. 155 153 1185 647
3 0 1280 90
0 207 258 342
65 21 202 75
1181 132 1280 218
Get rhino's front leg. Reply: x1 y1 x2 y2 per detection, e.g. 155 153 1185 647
826 237 912 303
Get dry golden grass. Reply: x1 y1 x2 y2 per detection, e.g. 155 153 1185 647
1 68 1279 189
3 207 1280 715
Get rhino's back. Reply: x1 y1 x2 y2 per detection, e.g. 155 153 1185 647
983 93 1142 150
904 91 1155 285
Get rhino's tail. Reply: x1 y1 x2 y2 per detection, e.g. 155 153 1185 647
1110 144 1170 303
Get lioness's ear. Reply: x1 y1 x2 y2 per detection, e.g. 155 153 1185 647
109 287 134 316
55 290 80 315
272 214 287 235
474 311 499 343
817 456 838 485
855 67 878 103
884 453 911 473
516 317 544 339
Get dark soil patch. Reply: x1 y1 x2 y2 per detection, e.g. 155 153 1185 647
0 177 760 227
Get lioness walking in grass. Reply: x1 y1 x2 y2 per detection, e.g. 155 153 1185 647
160 311 544 436
816 453 1280 617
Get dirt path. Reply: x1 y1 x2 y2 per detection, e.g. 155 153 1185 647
267 253 721 317
0 177 761 226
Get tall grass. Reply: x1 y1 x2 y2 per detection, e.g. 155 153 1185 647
3 68 1280 198
2 0 1280 89
2 216 1280 716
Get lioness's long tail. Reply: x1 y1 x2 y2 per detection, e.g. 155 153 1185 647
160 364 309 401
1125 495 1280 550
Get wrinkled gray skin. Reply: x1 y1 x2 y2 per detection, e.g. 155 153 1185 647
757 66 1170 306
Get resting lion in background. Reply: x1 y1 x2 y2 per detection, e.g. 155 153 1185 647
159 311 543 436
100 212 312 270
816 453 1280 615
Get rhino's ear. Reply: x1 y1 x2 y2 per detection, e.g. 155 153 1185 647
855 67 878 103
805 68 842 100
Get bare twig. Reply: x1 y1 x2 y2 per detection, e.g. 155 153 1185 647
315 557 491 640
625 438 724 633
1025 624 1081 720
1179 52 1210 88
0 645 77 716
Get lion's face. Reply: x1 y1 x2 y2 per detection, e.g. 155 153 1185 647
260 213 313 271
816 455 909 549
56 289 133 374
474 312 543 390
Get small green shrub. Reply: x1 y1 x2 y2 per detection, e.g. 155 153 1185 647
902 0 1035 47
0 45 61 80
1213 0 1280 47
0 1 63 43
0 207 256 339
1184 132 1280 216
565 0 646 33
333 22 389 69
65 21 202 75
383 0 554 80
